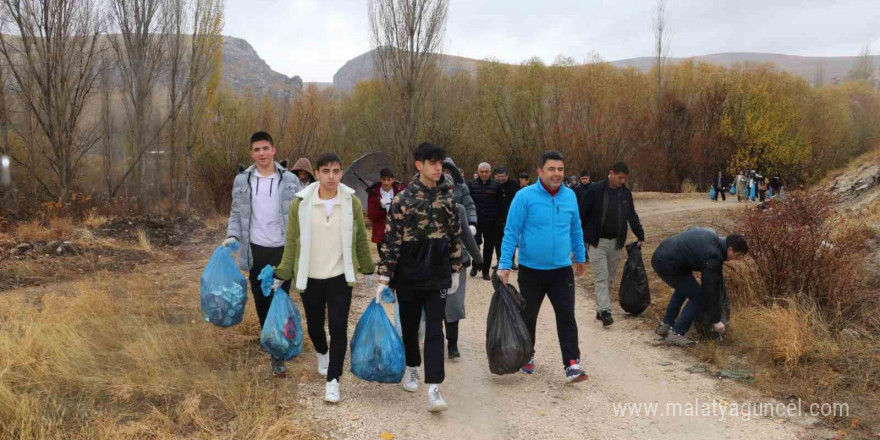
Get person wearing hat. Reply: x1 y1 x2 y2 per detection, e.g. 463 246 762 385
291 157 316 186
367 168 406 255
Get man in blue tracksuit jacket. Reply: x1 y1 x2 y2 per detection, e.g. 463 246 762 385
497 150 588 384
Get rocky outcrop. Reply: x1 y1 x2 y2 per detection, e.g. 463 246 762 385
221 37 302 99
827 162 879 210
332 48 479 93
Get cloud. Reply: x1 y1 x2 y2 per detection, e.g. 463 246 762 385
224 0 878 82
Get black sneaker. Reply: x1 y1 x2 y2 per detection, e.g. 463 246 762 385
599 311 614 327
469 267 478 277
448 343 460 359
482 274 491 281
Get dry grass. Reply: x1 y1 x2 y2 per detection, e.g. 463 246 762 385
14 218 74 243
0 271 319 439
83 212 110 229
204 215 227 231
136 227 152 253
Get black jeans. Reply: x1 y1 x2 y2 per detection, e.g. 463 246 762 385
713 186 726 201
398 288 446 384
476 222 500 276
300 275 352 382
444 320 459 345
249 243 291 328
518 265 581 368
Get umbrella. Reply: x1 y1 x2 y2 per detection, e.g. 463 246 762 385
342 152 393 209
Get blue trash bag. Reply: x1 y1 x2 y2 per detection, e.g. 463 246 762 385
749 184 757 201
258 265 303 360
199 243 248 327
709 186 717 200
350 291 406 383
381 288 404 337
730 186 736 195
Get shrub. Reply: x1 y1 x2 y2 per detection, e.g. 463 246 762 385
731 191 871 331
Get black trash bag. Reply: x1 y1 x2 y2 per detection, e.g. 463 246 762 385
695 278 730 340
486 275 532 375
618 241 651 316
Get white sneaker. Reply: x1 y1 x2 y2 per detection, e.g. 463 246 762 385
316 352 329 376
427 384 448 412
324 379 340 403
403 366 420 392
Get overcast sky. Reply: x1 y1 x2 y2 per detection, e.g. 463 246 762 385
224 0 878 83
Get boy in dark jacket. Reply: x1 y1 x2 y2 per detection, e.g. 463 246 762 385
652 228 748 347
366 168 405 254
377 142 462 413
579 162 645 327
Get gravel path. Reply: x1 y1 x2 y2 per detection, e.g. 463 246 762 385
294 198 814 440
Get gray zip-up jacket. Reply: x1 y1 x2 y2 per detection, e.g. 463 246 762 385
226 162 303 271
442 157 477 225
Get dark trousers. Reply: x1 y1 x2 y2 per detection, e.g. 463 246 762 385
476 222 500 276
300 275 352 382
518 266 580 368
249 243 291 329
758 190 767 202
713 186 726 201
444 320 459 345
398 289 446 384
656 269 704 336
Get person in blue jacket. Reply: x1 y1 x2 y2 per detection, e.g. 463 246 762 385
496 150 588 384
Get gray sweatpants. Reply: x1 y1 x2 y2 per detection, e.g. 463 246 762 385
588 238 622 313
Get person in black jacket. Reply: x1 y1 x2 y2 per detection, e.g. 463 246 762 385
712 171 727 202
574 170 591 202
579 162 645 327
494 166 520 271
468 162 503 280
652 228 747 347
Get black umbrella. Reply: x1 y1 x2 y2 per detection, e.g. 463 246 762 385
342 152 393 209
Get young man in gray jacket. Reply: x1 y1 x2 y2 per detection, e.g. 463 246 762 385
222 131 303 376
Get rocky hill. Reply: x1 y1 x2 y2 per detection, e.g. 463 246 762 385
221 37 302 99
332 48 479 93
332 49 880 92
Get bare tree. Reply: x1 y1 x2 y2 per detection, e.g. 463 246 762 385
164 0 187 211
652 0 670 144
107 0 170 209
368 0 448 174
0 0 105 202
99 50 117 198
182 0 223 214
848 42 873 81
814 60 826 87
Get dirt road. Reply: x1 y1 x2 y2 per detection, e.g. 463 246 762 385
294 196 818 440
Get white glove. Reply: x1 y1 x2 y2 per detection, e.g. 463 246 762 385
468 225 477 236
449 273 459 294
222 237 238 248
271 278 284 292
713 322 726 335
364 274 375 288
375 283 387 304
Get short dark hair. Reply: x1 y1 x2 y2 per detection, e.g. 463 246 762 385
315 152 343 170
610 161 629 174
580 170 590 178
518 172 529 179
727 233 748 255
538 150 564 168
250 131 273 146
379 167 394 179
494 166 509 175
414 142 446 162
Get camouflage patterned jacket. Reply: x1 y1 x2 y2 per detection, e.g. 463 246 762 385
378 173 462 291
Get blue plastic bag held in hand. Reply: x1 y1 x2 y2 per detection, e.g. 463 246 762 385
199 244 248 327
350 290 405 383
258 265 303 360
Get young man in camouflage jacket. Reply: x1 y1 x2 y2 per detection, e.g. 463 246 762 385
377 142 462 413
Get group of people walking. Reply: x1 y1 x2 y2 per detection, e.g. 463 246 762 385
222 131 749 412
713 170 784 203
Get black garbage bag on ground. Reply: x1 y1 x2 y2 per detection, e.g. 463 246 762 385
619 241 651 316
695 278 730 340
486 275 532 375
